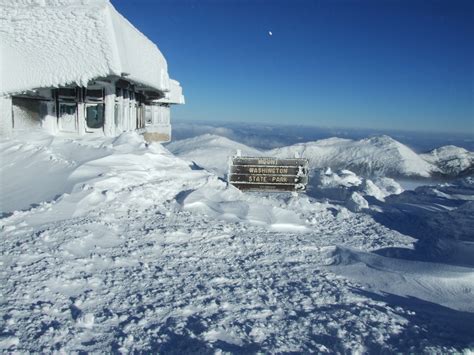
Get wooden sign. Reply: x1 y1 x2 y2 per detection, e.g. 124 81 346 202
228 156 309 192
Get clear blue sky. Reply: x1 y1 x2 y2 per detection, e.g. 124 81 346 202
112 0 473 134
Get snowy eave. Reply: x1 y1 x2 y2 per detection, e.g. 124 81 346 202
0 0 180 97
156 80 185 105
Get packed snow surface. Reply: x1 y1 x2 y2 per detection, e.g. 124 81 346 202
1 132 474 352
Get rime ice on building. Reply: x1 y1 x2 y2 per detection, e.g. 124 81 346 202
0 0 184 142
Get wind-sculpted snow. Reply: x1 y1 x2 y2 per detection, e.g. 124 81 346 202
378 178 474 243
326 246 474 312
1 132 474 352
309 168 404 209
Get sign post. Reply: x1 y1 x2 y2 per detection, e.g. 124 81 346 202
228 156 309 192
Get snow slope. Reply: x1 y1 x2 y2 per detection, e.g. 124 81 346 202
326 246 474 311
1 132 474 352
0 133 110 213
378 178 474 243
166 133 262 176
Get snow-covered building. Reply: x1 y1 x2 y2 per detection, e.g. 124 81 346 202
0 0 184 142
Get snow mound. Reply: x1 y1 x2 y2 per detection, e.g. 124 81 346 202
346 192 369 212
0 131 190 215
180 180 308 232
421 145 474 176
0 132 109 213
311 168 403 211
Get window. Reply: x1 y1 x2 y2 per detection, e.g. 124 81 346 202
12 97 43 130
86 104 104 129
58 102 78 132
60 103 76 116
85 88 104 102
57 88 77 101
145 106 152 125
114 103 120 127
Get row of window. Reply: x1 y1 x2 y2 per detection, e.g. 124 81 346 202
58 102 104 131
11 85 158 134
56 87 104 103
57 101 147 131
57 88 105 131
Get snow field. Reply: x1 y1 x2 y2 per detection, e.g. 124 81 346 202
0 195 420 352
1 131 474 352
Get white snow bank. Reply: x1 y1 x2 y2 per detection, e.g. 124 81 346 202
0 131 309 234
0 132 111 213
0 131 193 215
181 181 309 232
0 0 177 95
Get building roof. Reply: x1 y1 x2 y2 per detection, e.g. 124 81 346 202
0 0 183 102
157 79 185 105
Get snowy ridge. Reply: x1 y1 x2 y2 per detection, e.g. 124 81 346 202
169 133 473 179
269 135 435 177
421 145 474 176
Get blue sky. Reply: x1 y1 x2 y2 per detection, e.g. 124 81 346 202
112 0 473 134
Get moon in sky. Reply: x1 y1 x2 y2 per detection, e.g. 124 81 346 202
268 31 273 36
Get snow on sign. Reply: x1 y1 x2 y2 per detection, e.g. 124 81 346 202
229 156 309 192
